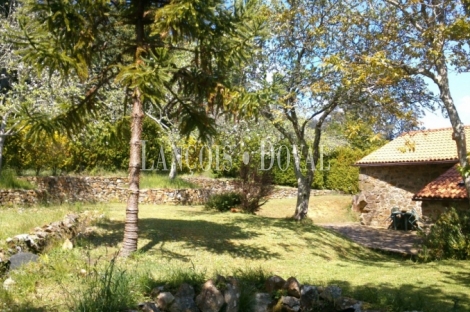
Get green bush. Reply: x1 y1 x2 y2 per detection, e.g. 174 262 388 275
323 147 369 194
237 164 274 214
419 208 470 261
204 192 242 212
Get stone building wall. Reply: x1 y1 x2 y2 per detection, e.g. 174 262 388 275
355 163 453 227
421 200 470 221
0 176 337 206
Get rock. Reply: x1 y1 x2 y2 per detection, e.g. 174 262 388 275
3 277 15 290
300 285 319 311
337 297 363 312
156 292 175 311
283 277 301 298
170 283 198 312
195 280 225 312
150 286 166 299
265 275 286 293
320 285 342 306
138 302 160 312
224 277 241 312
62 238 73 250
176 283 195 298
279 296 300 312
254 293 273 312
9 252 38 270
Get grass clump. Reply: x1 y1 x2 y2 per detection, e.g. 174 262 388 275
144 266 207 295
204 192 242 212
0 169 35 190
140 172 198 189
67 255 136 312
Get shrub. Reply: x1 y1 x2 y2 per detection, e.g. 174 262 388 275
236 164 274 214
204 192 242 212
324 147 368 194
419 208 470 261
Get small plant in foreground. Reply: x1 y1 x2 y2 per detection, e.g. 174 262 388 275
419 207 470 261
67 255 136 312
233 268 271 312
204 192 242 212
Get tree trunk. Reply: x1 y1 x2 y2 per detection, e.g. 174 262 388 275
435 59 470 203
169 140 179 180
0 111 8 175
120 88 144 257
0 134 5 175
294 175 311 220
292 144 313 220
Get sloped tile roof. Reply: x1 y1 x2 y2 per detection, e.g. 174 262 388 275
356 126 470 166
413 165 467 200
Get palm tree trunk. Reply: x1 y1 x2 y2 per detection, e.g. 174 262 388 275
120 88 144 257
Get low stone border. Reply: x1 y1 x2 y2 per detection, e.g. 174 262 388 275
134 274 372 312
0 211 102 275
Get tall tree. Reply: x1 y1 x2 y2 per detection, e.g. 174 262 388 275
248 0 435 220
13 0 261 256
364 0 470 200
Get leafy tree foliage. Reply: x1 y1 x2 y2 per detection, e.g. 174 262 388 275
11 0 262 256
363 0 470 201
245 0 433 220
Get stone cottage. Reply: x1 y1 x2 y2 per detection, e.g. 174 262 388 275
354 126 470 227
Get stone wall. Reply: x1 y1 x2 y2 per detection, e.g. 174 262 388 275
355 163 453 227
421 200 470 221
0 176 338 206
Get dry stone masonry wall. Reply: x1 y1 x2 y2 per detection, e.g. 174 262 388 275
354 164 452 226
136 274 370 312
0 176 337 207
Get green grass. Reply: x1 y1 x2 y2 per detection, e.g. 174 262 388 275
140 172 198 189
0 169 35 190
1 196 470 311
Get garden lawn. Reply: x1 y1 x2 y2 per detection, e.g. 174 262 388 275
1 196 469 311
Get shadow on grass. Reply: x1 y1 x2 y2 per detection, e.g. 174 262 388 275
88 218 279 261
325 279 470 312
229 215 395 265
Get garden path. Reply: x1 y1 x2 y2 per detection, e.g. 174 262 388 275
319 223 422 256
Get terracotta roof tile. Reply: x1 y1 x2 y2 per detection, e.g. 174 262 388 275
413 165 467 200
356 126 470 165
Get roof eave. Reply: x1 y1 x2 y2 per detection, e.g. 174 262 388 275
412 197 468 201
355 160 458 167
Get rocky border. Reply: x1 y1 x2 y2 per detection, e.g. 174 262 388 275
134 274 377 312
0 211 102 275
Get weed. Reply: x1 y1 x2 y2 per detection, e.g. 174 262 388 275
0 169 35 190
66 253 136 312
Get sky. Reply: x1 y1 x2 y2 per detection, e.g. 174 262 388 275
420 72 470 129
